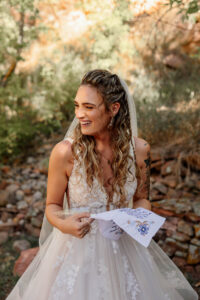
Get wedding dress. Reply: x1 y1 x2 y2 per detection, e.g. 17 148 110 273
6 137 198 300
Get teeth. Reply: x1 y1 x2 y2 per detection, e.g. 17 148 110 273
82 122 91 125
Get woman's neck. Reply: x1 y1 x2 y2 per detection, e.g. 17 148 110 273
94 131 111 153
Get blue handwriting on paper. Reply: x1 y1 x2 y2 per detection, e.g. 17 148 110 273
109 221 124 235
119 208 152 219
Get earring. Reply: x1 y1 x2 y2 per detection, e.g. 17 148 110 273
108 116 114 129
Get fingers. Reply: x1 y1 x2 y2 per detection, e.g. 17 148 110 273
75 212 91 220
80 225 90 238
79 221 91 230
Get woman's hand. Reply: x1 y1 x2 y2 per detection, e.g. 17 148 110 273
59 212 94 238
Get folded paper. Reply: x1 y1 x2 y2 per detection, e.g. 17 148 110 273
91 207 166 248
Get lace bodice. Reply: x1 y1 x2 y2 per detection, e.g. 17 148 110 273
65 138 137 212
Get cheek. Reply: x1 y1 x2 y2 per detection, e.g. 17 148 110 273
93 112 110 127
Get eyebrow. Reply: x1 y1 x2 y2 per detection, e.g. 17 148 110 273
74 100 97 106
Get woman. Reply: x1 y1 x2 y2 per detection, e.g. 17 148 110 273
6 70 198 299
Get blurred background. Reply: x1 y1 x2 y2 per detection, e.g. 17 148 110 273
0 0 200 298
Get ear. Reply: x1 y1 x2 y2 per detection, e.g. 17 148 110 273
110 102 120 116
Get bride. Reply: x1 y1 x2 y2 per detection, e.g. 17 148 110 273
6 69 198 299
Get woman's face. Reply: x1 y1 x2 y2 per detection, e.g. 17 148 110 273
74 85 111 136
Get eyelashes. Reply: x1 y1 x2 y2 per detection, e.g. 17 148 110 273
74 105 94 110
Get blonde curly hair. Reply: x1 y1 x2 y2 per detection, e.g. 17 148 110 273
71 69 139 208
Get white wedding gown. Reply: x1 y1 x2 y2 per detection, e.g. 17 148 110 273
6 139 198 300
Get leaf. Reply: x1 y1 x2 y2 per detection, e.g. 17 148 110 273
186 0 199 14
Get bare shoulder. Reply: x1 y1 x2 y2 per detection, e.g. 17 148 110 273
134 137 150 153
133 137 151 167
49 140 74 176
50 140 73 162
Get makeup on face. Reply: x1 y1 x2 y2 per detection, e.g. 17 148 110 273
74 85 111 135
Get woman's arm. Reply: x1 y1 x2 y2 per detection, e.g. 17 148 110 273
132 138 151 210
45 141 92 238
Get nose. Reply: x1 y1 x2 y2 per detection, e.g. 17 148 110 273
75 107 86 120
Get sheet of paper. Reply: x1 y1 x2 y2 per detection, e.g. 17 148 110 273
91 207 166 248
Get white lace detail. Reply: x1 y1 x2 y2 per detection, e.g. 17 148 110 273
51 262 80 298
65 264 80 294
53 254 65 269
111 240 119 254
122 255 141 300
90 220 99 235
97 259 110 300
67 139 137 211
164 293 171 300
165 270 184 287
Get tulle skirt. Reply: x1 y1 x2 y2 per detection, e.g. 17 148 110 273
6 220 198 300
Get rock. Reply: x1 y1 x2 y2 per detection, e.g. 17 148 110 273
16 190 24 201
193 224 200 238
182 265 196 276
157 240 164 247
1 211 13 222
187 245 200 264
162 220 177 232
185 213 200 222
163 54 184 69
33 191 42 202
151 207 175 217
13 247 39 276
25 223 40 237
176 241 189 252
0 180 8 189
175 200 192 214
1 165 11 173
6 184 19 204
13 213 25 224
150 149 162 162
24 196 33 204
0 190 9 206
21 183 32 191
0 221 16 232
190 238 200 247
177 220 194 237
161 243 177 257
172 232 190 242
21 168 31 176
17 200 28 210
185 177 197 189
161 176 177 188
13 240 31 252
26 157 36 164
165 238 189 252
0 232 9 245
151 160 162 170
172 257 187 267
30 173 40 179
154 229 166 242
192 201 200 216
175 251 187 258
153 182 168 194
168 217 179 225
195 265 200 274
161 161 175 176
31 217 43 228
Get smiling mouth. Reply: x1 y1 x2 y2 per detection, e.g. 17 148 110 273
80 122 91 126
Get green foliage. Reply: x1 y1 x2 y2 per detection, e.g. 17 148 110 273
0 0 41 67
134 63 200 145
0 110 60 161
167 0 199 19
137 99 200 146
77 0 135 70
0 234 38 299
0 0 200 161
